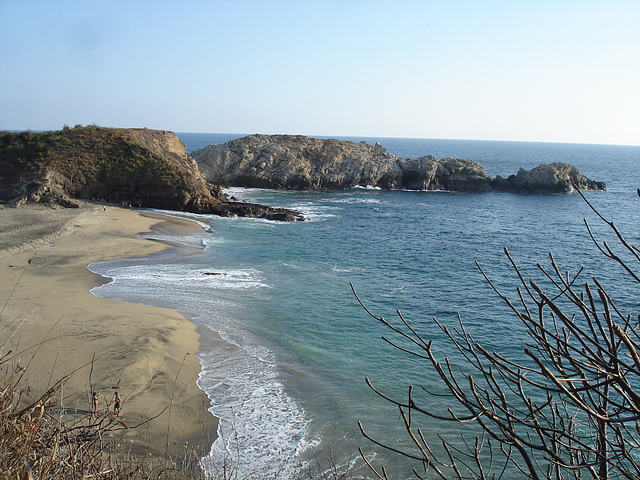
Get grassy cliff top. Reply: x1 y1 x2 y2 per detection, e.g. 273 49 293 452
0 125 221 211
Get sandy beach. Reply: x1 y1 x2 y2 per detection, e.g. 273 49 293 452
0 203 216 460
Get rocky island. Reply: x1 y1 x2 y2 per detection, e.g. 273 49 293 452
0 126 304 221
192 134 605 193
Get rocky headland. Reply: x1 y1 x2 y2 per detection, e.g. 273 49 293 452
0 127 304 221
0 128 605 223
192 134 606 193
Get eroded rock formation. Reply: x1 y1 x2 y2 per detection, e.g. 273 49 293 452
192 134 605 193
492 163 605 193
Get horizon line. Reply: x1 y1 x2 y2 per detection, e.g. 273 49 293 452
2 126 638 148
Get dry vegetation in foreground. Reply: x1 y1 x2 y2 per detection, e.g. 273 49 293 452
0 361 355 480
0 254 207 480
0 361 208 480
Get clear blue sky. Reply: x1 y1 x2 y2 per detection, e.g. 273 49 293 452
1 0 638 145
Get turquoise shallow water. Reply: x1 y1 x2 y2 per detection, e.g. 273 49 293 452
90 135 639 479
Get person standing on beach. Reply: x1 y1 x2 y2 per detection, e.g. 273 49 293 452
114 391 121 416
92 392 100 414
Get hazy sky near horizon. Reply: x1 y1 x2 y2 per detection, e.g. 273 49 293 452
1 1 638 145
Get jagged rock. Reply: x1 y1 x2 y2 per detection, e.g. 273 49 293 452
208 201 305 221
0 127 304 221
193 134 397 189
491 162 606 193
193 135 604 194
192 135 494 192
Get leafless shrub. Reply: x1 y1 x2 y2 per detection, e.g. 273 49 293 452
355 188 640 479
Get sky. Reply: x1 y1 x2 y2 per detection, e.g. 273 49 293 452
1 0 638 145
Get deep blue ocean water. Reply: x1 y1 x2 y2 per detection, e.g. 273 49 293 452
89 134 640 479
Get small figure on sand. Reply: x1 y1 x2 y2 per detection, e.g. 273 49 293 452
114 391 121 416
92 391 100 413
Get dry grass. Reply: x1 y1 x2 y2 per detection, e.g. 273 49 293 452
0 357 208 480
0 253 207 480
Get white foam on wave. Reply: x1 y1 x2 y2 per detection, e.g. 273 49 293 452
197 325 315 478
289 204 337 222
88 253 316 478
327 197 383 205
222 187 339 222
330 265 366 274
223 186 266 200
89 263 268 293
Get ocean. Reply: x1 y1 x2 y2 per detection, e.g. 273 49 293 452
88 134 640 479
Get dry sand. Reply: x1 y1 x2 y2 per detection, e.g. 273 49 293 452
0 203 216 459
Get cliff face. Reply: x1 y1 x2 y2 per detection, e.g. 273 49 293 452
193 135 392 189
192 134 605 193
0 127 304 220
193 134 492 192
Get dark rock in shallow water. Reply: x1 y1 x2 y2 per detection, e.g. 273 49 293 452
208 200 305 221
192 134 605 194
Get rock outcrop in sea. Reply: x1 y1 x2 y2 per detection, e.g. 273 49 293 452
192 134 605 193
0 127 304 221
491 163 605 193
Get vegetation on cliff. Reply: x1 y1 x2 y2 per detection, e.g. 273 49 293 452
0 126 304 221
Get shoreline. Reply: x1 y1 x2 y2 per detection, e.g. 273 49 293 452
0 203 217 460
